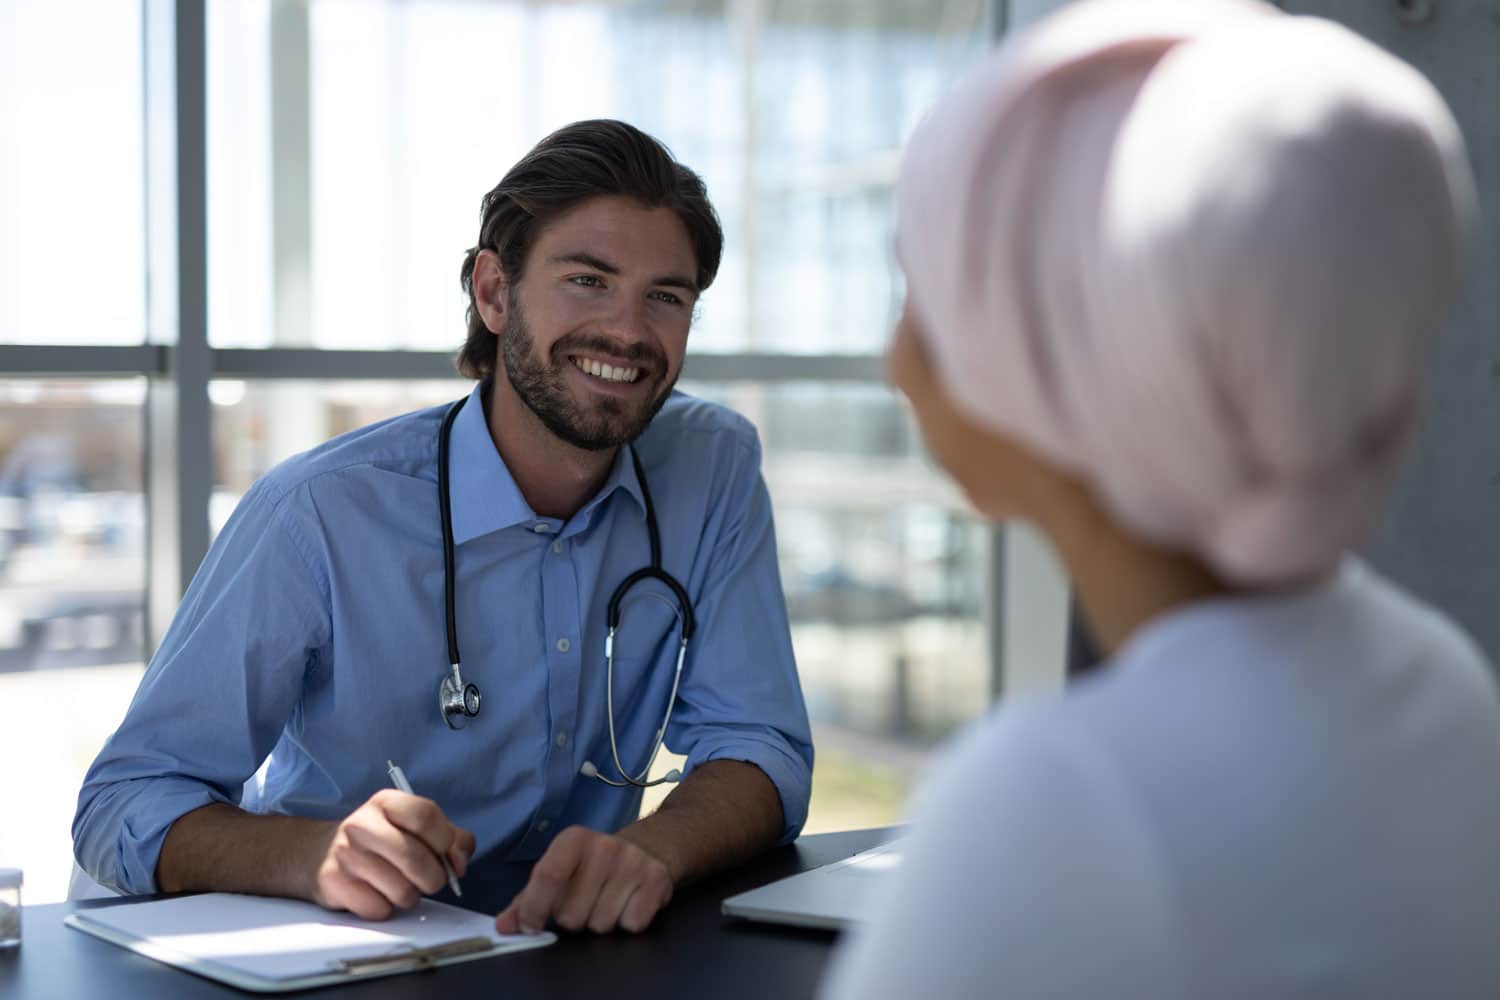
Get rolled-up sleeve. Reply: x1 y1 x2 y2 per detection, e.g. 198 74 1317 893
665 432 814 843
72 483 331 894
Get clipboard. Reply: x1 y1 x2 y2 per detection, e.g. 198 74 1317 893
64 892 555 993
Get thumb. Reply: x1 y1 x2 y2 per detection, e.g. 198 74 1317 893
495 905 522 935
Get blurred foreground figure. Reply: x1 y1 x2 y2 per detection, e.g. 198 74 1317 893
825 1 1500 997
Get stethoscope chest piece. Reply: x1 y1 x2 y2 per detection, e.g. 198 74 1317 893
439 670 482 730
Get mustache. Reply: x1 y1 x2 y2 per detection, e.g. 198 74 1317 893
550 333 667 372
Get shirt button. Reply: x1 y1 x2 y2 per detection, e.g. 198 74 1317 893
554 731 568 748
537 818 551 832
556 637 571 653
532 522 550 533
551 540 563 554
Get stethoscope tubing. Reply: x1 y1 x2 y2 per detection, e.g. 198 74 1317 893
436 392 696 787
438 397 465 670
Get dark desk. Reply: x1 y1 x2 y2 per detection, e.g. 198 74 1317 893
3 827 892 999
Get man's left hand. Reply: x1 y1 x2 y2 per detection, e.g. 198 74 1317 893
496 826 674 935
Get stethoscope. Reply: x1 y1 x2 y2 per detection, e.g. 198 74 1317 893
436 395 695 788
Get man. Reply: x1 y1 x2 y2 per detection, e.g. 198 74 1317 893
73 120 814 935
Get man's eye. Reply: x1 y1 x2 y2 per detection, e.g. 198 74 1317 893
570 275 603 288
650 290 683 305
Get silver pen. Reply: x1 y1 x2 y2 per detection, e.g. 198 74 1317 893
386 759 463 897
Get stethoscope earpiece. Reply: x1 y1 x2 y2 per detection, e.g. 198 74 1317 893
580 759 682 787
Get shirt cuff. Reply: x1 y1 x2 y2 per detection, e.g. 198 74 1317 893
685 733 813 845
81 778 235 895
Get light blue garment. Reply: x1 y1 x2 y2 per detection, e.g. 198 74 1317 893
822 562 1500 999
74 384 813 895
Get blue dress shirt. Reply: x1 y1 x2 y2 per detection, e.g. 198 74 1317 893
74 384 814 895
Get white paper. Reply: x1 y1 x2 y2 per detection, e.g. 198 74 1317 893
72 893 543 982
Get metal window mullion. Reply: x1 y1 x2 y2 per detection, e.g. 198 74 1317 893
0 345 890 383
0 344 167 376
142 0 213 652
987 0 1009 700
208 348 887 383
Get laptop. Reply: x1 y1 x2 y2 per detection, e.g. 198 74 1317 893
721 837 906 930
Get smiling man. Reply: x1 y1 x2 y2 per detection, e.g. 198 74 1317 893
74 120 814 936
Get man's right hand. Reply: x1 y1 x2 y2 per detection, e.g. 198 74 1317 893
309 789 476 920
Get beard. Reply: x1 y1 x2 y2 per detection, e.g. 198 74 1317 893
500 294 677 451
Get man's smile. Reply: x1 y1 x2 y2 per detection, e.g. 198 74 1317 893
569 353 643 384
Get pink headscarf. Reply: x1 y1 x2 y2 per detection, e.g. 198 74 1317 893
897 0 1477 584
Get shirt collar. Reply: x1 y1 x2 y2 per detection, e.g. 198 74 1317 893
446 381 647 546
575 436 648 534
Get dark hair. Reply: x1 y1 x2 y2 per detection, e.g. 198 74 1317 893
456 119 724 380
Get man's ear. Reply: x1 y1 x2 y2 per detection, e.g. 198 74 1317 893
471 249 509 335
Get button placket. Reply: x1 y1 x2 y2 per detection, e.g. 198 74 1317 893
539 526 582 826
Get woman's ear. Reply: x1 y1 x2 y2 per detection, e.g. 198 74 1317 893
886 305 940 410
471 250 509 336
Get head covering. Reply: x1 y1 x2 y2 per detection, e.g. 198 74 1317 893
897 0 1477 584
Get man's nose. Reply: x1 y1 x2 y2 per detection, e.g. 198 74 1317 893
600 294 652 347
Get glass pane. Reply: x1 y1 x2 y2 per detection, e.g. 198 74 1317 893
746 5 990 353
206 0 274 352
0 1 147 346
214 379 987 834
0 379 147 903
206 0 990 353
0 381 147 669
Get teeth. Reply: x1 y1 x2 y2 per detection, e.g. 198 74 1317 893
573 357 639 383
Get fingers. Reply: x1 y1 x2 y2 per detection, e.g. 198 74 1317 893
378 789 471 868
496 827 672 936
344 810 447 897
619 882 669 934
499 827 589 934
312 790 474 919
316 864 397 921
448 826 478 878
582 866 636 934
555 837 622 931
332 832 426 910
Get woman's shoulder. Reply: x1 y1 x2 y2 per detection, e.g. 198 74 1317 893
908 698 1170 902
824 703 1186 999
1349 562 1496 692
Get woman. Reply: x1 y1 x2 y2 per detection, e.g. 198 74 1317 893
825 2 1500 997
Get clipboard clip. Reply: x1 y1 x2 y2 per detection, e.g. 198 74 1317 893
331 935 495 975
